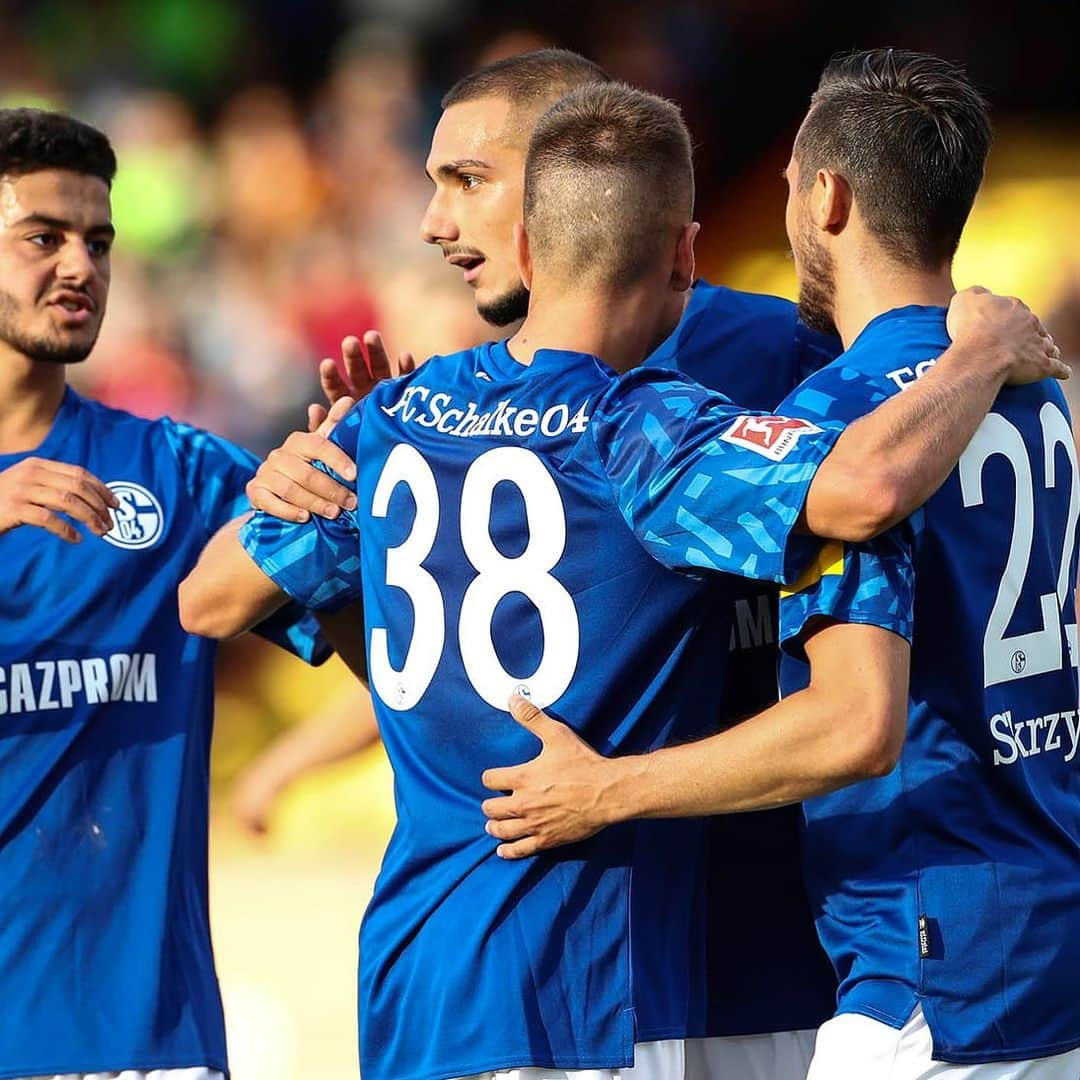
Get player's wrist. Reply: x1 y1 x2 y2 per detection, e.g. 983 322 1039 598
942 335 1011 385
602 753 653 823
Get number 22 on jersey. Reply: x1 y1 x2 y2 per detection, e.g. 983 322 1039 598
368 443 581 712
960 402 1080 688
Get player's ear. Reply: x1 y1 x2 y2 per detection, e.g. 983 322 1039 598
814 169 852 235
513 222 533 291
671 221 700 293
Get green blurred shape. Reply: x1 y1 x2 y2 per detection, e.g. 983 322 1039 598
110 146 206 257
0 90 65 112
122 0 244 94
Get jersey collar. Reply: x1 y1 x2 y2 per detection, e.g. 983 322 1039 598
850 304 948 350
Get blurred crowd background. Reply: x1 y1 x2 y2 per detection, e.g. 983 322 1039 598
3 0 1078 1075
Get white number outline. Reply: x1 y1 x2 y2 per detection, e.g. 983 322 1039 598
459 447 580 710
369 444 445 710
958 404 1079 687
368 445 580 711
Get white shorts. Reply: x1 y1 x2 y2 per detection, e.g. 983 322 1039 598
459 1031 818 1080
808 1006 1080 1079
459 1039 684 1079
685 1030 817 1078
20 1071 224 1080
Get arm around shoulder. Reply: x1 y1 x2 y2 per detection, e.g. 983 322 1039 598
617 619 910 819
178 514 290 639
801 288 1067 542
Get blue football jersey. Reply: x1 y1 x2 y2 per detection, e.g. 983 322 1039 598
646 281 841 1036
239 341 843 1080
778 306 1080 1062
0 387 325 1077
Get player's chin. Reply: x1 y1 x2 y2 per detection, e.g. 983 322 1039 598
477 282 530 328
35 329 100 365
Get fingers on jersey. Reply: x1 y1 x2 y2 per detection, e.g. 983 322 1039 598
315 394 356 439
0 457 119 541
308 386 357 437
481 695 614 859
246 433 358 523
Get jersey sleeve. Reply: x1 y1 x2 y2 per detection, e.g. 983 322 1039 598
590 367 846 584
237 407 365 613
773 336 919 652
778 528 917 659
162 418 330 664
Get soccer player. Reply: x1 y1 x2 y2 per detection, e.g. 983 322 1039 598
245 49 1055 1079
179 83 1059 1080
479 52 1080 1078
0 108 328 1080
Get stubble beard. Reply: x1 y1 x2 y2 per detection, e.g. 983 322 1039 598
795 222 839 339
477 281 530 328
0 289 99 365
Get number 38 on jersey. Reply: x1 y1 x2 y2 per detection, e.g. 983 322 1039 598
368 443 580 712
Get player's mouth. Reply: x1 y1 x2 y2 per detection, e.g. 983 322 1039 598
46 292 96 327
446 252 485 285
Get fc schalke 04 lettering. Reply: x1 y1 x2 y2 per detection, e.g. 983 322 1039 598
382 385 591 440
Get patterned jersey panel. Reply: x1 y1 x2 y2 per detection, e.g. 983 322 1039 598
590 366 846 585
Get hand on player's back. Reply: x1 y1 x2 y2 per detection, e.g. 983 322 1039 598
307 331 417 431
946 285 1068 386
247 396 358 524
0 457 119 543
481 694 622 859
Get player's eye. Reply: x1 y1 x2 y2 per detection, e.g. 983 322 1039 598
88 237 113 257
461 174 483 191
27 232 60 249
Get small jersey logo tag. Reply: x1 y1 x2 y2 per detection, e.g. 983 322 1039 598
720 415 822 461
104 481 165 550
918 914 932 959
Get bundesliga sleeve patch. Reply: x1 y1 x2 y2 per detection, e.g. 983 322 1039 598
719 415 823 461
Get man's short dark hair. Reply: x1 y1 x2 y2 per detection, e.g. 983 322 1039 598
441 48 611 115
0 108 117 188
795 48 991 268
524 83 693 288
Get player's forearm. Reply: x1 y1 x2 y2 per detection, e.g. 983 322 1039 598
605 689 888 820
178 515 290 639
606 626 908 819
804 340 1009 541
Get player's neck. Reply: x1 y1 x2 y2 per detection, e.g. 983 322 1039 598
0 352 68 455
833 254 955 349
507 284 672 373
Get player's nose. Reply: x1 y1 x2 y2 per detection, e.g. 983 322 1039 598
56 239 97 285
420 192 459 246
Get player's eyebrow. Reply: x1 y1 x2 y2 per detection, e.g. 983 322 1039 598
16 212 115 238
425 159 492 182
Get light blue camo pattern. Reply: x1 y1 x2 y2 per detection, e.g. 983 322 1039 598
238 406 364 613
773 354 921 648
780 533 917 654
589 366 847 585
